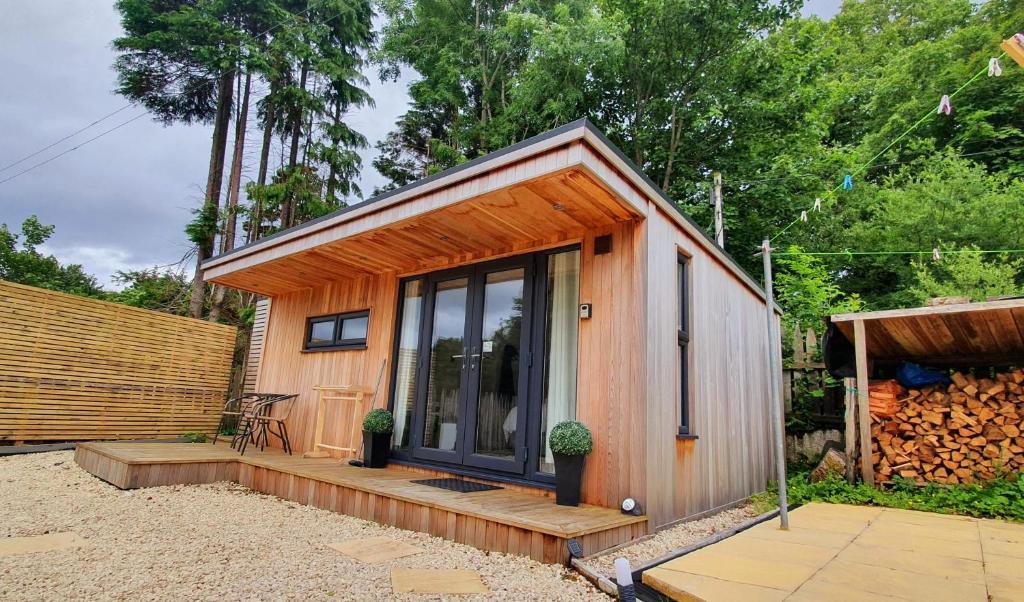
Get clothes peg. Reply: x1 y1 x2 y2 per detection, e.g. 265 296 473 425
800 210 808 222
813 198 822 212
937 95 952 116
841 175 853 190
932 247 942 261
988 57 1003 77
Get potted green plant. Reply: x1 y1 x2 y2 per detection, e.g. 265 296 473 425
362 409 394 468
549 420 593 506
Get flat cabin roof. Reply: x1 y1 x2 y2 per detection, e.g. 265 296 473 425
831 298 1024 366
203 119 769 301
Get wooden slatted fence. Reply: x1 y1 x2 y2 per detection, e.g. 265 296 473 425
0 280 236 442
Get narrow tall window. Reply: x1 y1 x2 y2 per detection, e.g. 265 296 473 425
539 249 581 473
391 279 423 450
678 254 690 435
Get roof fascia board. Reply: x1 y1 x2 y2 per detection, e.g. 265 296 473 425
203 146 592 281
202 119 589 270
832 298 1024 323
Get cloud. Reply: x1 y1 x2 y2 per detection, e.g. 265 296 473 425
37 243 174 290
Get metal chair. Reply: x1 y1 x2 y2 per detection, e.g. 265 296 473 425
212 393 266 445
240 394 298 456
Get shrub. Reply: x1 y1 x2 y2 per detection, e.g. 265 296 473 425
182 432 208 443
752 469 1024 521
363 409 394 434
549 421 593 456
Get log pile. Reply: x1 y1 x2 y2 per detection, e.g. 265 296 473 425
871 369 1024 485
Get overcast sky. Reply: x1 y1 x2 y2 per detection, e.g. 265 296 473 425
0 1 840 289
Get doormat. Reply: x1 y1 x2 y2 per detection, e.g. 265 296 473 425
411 478 502 493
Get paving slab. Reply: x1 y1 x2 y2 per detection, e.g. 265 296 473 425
787 577 919 602
0 532 86 556
390 569 488 595
654 550 822 591
835 541 986 584
326 537 424 563
642 503 1024 602
813 558 988 602
854 525 983 561
742 523 857 549
643 568 788 602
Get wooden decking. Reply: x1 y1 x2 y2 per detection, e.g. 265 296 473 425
75 441 647 564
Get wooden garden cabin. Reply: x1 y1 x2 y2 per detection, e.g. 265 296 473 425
203 119 778 531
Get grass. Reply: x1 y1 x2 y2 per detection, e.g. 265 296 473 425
752 469 1024 521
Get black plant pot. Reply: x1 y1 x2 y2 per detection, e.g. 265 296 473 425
363 430 391 468
553 452 585 506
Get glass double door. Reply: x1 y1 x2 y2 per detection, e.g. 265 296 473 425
411 257 533 474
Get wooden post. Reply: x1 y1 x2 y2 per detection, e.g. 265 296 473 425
712 172 724 248
762 239 789 529
843 377 857 483
853 319 875 486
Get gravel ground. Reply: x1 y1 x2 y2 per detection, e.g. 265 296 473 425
587 503 759 578
0 451 606 601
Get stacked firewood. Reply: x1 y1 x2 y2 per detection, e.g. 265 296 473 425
871 369 1024 485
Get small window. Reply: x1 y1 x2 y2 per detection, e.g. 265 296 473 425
303 310 370 351
677 254 691 435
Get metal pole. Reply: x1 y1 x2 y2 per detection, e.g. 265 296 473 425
762 238 789 529
713 172 724 248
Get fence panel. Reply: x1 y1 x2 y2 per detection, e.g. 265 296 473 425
0 280 236 442
783 324 845 429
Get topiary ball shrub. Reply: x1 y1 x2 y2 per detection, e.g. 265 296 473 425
549 421 593 456
363 409 394 434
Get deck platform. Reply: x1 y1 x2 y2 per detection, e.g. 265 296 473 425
75 441 646 564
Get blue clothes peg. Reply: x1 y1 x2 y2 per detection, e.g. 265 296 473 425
841 175 853 190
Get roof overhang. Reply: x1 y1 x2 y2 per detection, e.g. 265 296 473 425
831 299 1024 366
203 119 769 300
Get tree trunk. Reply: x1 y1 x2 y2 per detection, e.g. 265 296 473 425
209 70 252 323
281 63 308 230
188 68 234 319
325 99 341 203
249 80 279 244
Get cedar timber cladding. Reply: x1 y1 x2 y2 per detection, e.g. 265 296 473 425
0 280 236 441
644 206 776 529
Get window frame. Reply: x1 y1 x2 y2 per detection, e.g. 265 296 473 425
677 253 692 436
302 309 370 352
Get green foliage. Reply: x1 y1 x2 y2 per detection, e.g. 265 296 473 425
182 432 208 443
786 373 843 434
549 421 594 456
908 245 1024 304
775 246 864 332
184 202 219 248
0 216 104 297
752 471 1024 521
108 269 191 315
374 0 798 185
363 409 395 434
